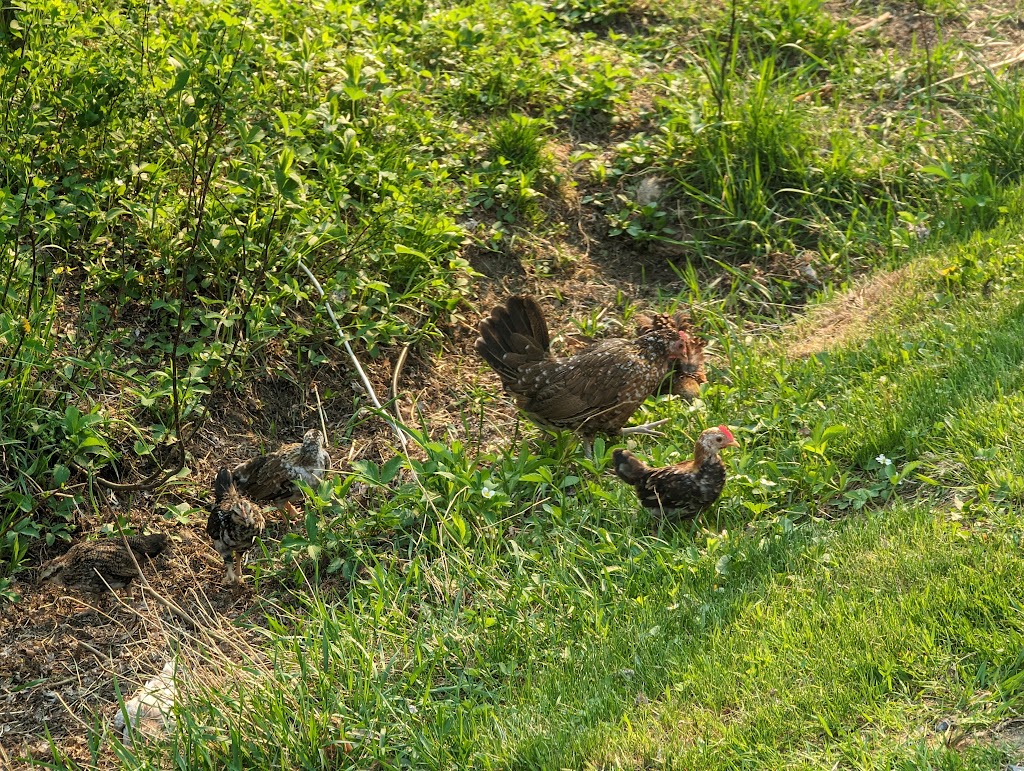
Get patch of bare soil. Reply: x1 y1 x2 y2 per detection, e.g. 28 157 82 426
0 504 273 769
977 719 1024 763
830 0 1024 66
783 263 916 359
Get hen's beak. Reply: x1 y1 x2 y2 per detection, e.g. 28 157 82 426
724 439 740 448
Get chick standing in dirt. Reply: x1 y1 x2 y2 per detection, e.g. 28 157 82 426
207 467 265 585
227 428 330 526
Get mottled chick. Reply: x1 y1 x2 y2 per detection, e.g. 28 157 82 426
667 334 707 402
613 425 739 521
37 533 169 593
229 429 330 525
207 467 266 585
475 295 690 455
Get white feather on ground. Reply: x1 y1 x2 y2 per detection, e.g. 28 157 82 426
112 660 178 746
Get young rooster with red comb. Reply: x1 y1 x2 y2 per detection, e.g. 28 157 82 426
612 425 739 521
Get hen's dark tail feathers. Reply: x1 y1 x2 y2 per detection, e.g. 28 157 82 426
612 449 652 485
475 295 551 385
126 533 169 558
213 467 236 501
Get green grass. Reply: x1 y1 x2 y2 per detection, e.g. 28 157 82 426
6 0 1024 767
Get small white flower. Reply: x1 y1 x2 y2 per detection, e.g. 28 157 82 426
876 454 892 466
481 486 495 499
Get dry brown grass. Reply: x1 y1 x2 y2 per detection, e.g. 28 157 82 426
782 263 920 359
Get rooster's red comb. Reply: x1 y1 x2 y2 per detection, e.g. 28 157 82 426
717 424 735 442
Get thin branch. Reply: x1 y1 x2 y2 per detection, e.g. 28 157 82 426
312 382 330 466
391 342 411 428
296 259 410 455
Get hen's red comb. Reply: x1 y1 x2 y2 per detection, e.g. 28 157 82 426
717 424 735 442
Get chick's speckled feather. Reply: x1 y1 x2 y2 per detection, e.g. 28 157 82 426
38 533 169 593
230 429 329 506
207 468 266 585
613 426 738 520
475 296 687 437
668 335 707 401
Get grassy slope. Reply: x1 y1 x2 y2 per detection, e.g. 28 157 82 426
49 196 1023 771
4 0 1024 767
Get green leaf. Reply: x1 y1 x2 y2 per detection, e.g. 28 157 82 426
449 512 469 543
15 493 33 513
393 243 426 259
52 465 71 486
715 554 732 577
165 68 191 98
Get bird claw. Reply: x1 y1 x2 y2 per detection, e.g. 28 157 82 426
621 419 670 437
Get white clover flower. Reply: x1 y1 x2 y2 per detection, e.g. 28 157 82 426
481 486 496 500
876 454 892 466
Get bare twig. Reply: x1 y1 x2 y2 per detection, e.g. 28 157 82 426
391 342 411 427
312 383 330 467
296 259 411 455
851 12 891 35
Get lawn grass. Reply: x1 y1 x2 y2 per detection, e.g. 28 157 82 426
5 0 1024 768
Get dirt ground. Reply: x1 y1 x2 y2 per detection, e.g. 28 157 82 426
0 518 250 767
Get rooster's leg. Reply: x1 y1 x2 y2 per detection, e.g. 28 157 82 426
620 418 670 437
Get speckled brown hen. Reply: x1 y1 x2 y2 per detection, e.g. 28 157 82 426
475 296 692 455
37 533 169 593
613 425 739 520
207 467 266 585
229 429 330 526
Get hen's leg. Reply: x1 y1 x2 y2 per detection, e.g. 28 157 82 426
581 437 593 460
620 418 670 437
233 551 246 585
